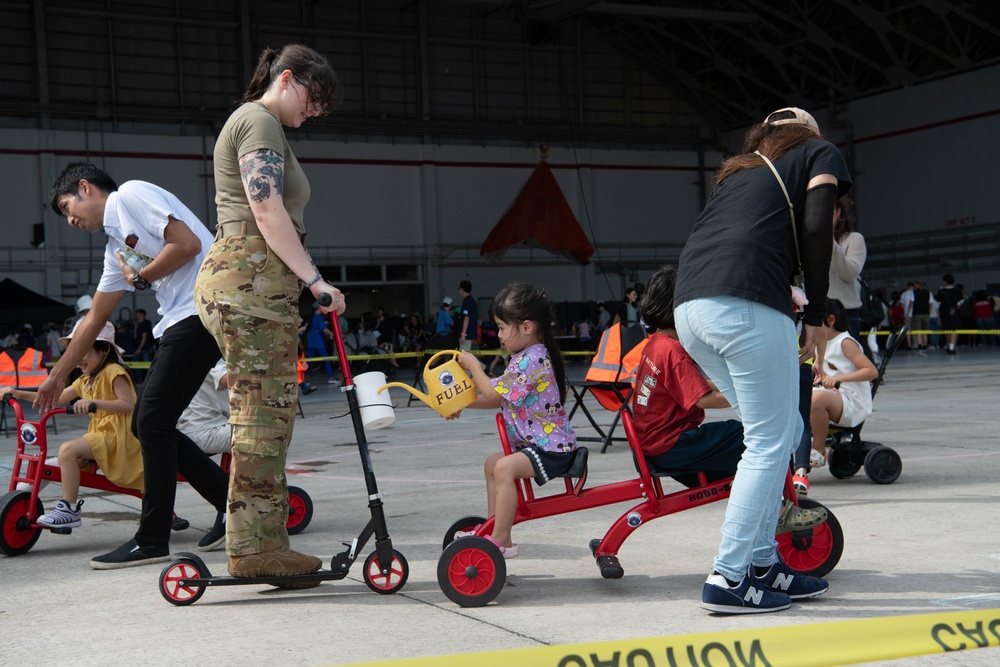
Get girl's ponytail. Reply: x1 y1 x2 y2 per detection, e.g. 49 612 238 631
542 324 568 404
239 48 278 103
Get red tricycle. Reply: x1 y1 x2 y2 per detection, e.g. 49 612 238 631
437 411 844 607
0 395 313 557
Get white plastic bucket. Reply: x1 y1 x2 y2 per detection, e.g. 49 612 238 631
353 371 396 430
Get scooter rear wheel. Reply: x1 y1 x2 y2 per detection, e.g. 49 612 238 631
0 491 44 556
363 548 409 594
286 486 313 535
438 536 506 607
776 498 844 578
159 553 210 606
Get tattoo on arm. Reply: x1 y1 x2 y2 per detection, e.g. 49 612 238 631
240 149 285 204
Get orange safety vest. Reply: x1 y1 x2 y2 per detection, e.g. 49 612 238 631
584 324 648 411
585 325 625 383
297 355 308 385
15 347 47 388
0 350 16 386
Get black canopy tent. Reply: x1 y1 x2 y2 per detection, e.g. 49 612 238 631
0 278 75 332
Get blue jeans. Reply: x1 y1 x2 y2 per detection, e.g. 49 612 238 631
676 296 801 581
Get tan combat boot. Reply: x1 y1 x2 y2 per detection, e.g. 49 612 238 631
229 546 322 578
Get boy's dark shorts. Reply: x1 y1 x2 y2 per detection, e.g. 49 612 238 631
516 446 576 487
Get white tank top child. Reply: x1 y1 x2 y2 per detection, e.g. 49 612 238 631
814 330 873 428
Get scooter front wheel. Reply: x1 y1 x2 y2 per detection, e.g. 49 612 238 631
0 491 44 556
363 548 409 594
159 553 211 606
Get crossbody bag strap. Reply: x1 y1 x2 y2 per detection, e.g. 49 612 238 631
755 150 803 278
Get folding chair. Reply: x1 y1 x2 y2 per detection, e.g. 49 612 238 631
567 323 647 453
405 333 459 407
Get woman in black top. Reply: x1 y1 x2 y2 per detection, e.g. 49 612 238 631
674 107 852 614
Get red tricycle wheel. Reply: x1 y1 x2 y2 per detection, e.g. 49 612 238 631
286 486 313 535
363 549 409 594
437 536 506 607
441 515 487 550
777 498 844 578
0 491 44 556
159 556 209 606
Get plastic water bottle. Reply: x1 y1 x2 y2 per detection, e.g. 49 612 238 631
118 247 164 290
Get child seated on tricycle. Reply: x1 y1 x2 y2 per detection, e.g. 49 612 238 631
631 265 827 534
448 282 578 559
809 298 879 464
2 320 142 529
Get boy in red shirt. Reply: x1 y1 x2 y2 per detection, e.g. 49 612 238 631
632 265 825 533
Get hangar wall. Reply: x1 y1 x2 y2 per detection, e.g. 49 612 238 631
3 62 999 314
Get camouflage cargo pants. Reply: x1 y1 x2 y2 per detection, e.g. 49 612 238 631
194 232 300 556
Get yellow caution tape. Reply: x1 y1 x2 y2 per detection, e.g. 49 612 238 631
339 607 1000 667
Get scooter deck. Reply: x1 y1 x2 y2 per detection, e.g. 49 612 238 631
175 569 349 589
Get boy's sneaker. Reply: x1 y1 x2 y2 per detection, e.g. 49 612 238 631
755 555 828 600
37 499 83 529
776 499 827 535
197 511 226 552
702 568 791 614
792 473 810 496
90 539 170 570
327 378 342 385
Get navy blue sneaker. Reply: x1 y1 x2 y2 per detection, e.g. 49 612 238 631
755 556 828 600
701 569 792 614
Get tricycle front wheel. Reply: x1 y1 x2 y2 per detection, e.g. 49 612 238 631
0 491 44 556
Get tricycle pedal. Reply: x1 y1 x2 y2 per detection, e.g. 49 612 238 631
50 527 72 535
596 555 624 579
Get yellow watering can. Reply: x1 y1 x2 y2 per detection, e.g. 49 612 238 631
378 350 478 417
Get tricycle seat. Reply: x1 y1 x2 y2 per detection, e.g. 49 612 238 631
558 447 589 478
557 447 588 495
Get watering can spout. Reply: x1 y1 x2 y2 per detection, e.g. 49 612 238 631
377 350 478 418
379 382 433 409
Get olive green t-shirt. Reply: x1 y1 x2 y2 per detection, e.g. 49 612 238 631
214 101 309 240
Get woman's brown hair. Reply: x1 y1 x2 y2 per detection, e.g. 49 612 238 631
239 44 342 115
714 122 821 185
833 196 855 242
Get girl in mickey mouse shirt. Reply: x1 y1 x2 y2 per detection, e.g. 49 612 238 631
451 282 577 558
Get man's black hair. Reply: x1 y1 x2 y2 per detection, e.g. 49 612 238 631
49 162 118 216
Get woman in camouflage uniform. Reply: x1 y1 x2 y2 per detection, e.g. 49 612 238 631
195 44 345 581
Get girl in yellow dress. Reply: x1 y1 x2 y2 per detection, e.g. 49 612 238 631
1 319 143 528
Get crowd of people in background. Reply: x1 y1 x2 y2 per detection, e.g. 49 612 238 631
7 275 998 380
879 275 1000 353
